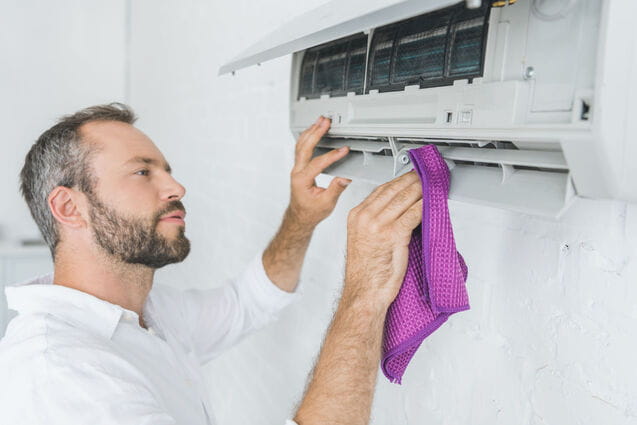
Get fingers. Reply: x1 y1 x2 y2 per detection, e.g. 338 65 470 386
358 170 420 216
376 179 422 224
296 116 324 140
294 116 331 170
323 176 352 204
396 198 423 235
302 146 350 179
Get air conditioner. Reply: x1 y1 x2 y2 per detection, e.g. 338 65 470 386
219 0 637 217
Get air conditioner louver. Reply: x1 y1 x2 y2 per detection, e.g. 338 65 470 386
314 137 573 217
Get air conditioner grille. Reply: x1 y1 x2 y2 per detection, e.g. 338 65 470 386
368 2 491 93
298 2 492 99
382 9 452 85
393 25 448 81
369 30 395 86
448 16 486 76
315 41 348 96
298 33 368 99
299 50 317 96
346 36 367 92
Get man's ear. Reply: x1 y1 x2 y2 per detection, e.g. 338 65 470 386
48 186 88 229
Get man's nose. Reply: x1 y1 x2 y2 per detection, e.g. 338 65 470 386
161 174 186 201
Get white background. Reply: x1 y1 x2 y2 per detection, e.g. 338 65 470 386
1 1 636 424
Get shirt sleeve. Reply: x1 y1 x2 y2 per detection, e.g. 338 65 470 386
169 251 300 365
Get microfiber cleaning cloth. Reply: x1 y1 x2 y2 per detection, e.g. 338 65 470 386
381 144 469 384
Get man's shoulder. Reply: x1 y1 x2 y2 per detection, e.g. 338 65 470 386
0 313 48 366
0 312 115 371
0 314 159 423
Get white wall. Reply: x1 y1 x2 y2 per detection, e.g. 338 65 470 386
0 0 128 244
129 1 637 424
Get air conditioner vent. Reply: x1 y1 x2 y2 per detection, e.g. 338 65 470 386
297 2 491 100
314 136 573 216
317 136 567 170
298 33 368 99
368 2 491 93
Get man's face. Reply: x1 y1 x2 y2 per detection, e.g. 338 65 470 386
80 121 190 268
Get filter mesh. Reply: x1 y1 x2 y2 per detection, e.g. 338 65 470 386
367 2 490 92
370 31 395 87
298 33 368 99
346 37 367 93
315 41 348 95
448 17 484 75
393 26 448 82
299 51 317 98
297 2 491 99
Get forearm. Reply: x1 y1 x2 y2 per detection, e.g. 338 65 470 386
262 206 316 293
294 292 388 425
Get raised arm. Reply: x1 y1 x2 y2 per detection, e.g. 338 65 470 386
293 170 423 425
262 117 352 293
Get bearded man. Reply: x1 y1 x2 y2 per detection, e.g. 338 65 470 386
0 103 422 425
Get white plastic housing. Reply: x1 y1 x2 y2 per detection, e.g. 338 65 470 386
221 0 637 217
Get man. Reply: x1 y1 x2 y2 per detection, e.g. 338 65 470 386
0 103 422 425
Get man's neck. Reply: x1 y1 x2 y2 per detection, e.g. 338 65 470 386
52 246 155 329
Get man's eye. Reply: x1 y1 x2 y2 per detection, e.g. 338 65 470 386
135 169 150 176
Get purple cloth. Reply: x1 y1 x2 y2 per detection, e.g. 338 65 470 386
381 145 469 384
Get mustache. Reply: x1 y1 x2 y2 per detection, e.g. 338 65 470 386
153 201 187 224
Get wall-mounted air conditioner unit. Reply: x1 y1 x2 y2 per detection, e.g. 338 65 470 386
220 0 637 217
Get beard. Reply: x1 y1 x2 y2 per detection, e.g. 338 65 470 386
87 193 191 269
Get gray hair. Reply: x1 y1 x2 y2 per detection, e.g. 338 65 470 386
19 103 137 259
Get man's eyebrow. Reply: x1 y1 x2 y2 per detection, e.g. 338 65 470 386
124 156 172 173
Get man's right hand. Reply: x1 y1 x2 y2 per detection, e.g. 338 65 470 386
343 170 423 310
293 170 423 425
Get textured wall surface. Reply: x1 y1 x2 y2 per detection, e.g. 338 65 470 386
0 0 128 244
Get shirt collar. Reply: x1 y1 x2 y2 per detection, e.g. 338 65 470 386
5 273 138 340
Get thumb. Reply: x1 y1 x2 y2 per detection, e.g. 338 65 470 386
324 177 351 202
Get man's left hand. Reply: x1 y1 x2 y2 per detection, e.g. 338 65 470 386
287 116 352 228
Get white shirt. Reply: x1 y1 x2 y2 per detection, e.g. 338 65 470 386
0 252 301 425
